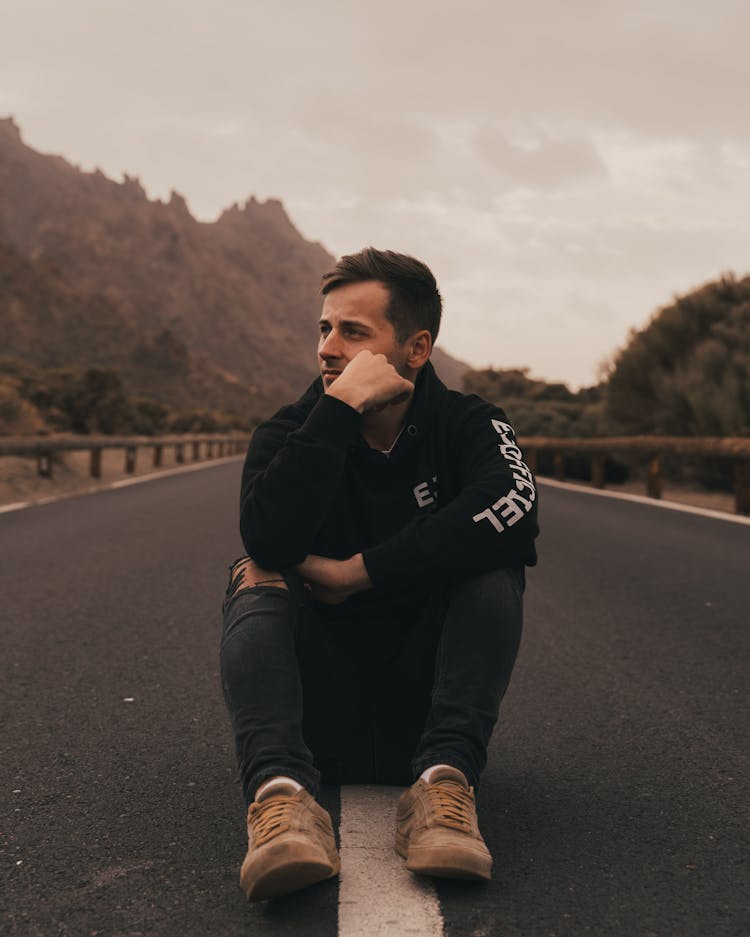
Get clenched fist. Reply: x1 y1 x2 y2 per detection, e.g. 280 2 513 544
326 350 414 414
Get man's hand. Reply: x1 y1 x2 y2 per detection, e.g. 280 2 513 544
326 350 413 414
295 553 372 605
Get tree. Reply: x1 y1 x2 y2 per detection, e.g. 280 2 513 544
605 275 750 435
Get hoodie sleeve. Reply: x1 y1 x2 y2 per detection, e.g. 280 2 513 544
239 392 362 569
361 396 539 590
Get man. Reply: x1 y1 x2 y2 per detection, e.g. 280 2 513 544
220 248 538 902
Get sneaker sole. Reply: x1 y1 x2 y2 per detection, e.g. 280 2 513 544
397 837 492 881
241 841 340 902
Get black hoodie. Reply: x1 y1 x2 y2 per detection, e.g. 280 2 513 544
239 361 538 618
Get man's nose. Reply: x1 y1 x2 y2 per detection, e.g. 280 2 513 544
319 330 342 359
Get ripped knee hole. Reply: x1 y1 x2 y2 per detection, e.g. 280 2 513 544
229 557 288 593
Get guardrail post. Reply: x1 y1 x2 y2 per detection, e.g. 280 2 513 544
125 446 137 474
37 451 53 478
206 440 214 458
734 459 750 515
153 444 163 468
90 448 102 478
591 454 606 489
218 441 225 457
646 454 662 498
192 441 200 461
175 443 184 464
553 452 565 481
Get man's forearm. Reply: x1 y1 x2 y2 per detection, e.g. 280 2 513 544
340 553 372 592
295 553 373 597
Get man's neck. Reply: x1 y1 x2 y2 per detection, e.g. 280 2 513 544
361 398 411 452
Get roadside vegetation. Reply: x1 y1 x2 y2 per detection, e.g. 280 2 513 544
465 272 750 441
462 273 750 492
2 271 748 461
0 359 252 437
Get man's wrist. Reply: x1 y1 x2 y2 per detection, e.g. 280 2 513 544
344 553 372 591
327 382 367 414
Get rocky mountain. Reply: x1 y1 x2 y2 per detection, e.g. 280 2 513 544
0 117 468 429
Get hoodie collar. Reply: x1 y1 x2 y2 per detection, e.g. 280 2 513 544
363 360 446 459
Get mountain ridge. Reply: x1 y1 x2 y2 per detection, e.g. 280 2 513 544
0 116 468 432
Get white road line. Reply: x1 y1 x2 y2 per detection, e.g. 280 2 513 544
338 786 444 937
0 456 243 515
107 455 241 488
538 477 750 526
0 500 31 515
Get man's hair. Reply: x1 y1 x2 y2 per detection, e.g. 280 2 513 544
320 247 442 344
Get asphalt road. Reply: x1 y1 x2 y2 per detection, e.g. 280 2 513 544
1 462 748 937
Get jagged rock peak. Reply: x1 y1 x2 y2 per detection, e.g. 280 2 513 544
216 196 294 231
121 173 147 199
218 201 241 217
243 195 288 218
167 189 192 215
0 116 22 141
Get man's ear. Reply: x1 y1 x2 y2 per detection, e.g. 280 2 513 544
407 330 432 369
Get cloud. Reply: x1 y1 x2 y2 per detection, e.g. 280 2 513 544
3 0 750 386
473 127 608 191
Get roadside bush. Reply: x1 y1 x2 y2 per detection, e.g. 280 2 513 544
131 398 170 435
0 381 22 426
0 372 50 435
168 409 234 433
605 275 750 435
463 367 606 438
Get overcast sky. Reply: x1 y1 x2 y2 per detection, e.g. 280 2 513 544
2 0 749 387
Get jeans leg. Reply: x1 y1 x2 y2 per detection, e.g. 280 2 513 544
411 564 525 789
219 565 320 804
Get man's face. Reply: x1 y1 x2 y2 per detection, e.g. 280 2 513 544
318 280 409 388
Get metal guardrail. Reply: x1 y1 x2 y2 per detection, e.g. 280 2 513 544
0 433 251 479
3 432 749 514
522 436 750 514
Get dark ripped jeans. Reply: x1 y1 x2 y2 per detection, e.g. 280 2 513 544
220 563 525 804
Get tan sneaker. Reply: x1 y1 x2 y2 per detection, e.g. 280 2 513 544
239 784 340 902
395 766 492 880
